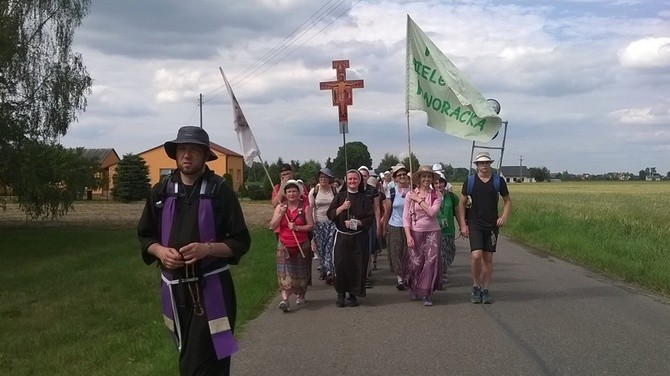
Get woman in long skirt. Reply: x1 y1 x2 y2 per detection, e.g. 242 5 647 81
402 165 443 306
270 180 314 312
381 164 412 290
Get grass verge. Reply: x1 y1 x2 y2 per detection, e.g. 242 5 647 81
0 226 276 375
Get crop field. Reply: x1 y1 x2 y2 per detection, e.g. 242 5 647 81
502 181 670 296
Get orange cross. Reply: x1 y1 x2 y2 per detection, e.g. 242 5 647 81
319 60 364 133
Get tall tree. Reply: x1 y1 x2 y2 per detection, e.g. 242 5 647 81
376 153 400 174
401 152 420 173
5 143 96 218
330 141 372 178
111 154 150 202
528 167 550 182
1 0 93 217
295 160 321 187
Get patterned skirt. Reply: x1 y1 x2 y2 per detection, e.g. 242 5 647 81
440 234 456 268
277 240 312 296
386 225 406 275
402 230 442 298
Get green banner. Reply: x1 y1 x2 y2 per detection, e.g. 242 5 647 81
406 15 502 142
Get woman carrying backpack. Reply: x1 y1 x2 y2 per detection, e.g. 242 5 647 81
308 168 338 284
270 180 314 312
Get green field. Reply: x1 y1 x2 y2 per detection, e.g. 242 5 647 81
0 226 277 376
503 181 670 296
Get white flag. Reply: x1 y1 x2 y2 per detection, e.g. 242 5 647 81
219 68 260 167
406 15 502 142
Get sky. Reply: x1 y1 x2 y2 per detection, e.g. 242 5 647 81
62 0 670 175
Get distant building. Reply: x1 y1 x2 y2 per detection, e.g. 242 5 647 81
109 142 244 193
646 174 662 181
81 148 120 198
499 165 534 183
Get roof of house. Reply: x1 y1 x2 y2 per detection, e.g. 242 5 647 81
499 165 529 177
80 148 120 168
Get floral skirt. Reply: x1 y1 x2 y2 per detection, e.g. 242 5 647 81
277 241 312 296
386 225 406 275
403 230 442 298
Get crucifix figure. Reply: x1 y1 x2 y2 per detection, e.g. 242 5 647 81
319 60 364 134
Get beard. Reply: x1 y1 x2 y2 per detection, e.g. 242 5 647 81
178 161 205 176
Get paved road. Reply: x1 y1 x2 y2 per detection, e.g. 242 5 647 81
232 236 670 375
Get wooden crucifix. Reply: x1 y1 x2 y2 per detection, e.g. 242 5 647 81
319 60 364 134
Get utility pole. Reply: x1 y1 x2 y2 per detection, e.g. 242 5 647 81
519 155 523 182
199 93 203 128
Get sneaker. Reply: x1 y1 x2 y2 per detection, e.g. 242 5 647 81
481 289 492 304
471 286 482 304
296 297 305 305
279 300 290 312
423 297 433 306
347 295 359 307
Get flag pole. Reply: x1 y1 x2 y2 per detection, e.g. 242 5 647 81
406 113 413 181
405 15 414 181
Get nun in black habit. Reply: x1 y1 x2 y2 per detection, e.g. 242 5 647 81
327 169 374 307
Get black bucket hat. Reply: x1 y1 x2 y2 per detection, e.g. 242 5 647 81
164 126 218 161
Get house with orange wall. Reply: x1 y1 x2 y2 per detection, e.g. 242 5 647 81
109 142 244 192
81 148 120 198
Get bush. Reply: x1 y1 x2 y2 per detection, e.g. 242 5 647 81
245 182 269 200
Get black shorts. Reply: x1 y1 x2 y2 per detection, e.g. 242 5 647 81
469 227 498 253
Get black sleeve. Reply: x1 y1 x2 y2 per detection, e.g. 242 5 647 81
137 183 162 265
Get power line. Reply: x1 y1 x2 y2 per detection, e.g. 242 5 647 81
201 0 361 105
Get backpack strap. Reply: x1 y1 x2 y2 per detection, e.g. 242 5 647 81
389 187 396 203
467 175 475 196
493 173 500 193
467 174 500 195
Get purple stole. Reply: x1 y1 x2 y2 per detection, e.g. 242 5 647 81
159 179 238 359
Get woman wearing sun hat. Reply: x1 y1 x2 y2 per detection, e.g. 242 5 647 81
381 163 412 290
269 179 314 312
308 167 338 284
402 165 443 306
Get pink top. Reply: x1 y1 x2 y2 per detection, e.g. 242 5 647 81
402 188 442 232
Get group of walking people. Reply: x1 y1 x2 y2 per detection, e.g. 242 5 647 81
270 152 511 310
136 126 512 375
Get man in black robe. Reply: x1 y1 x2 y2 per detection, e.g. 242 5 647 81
137 126 250 375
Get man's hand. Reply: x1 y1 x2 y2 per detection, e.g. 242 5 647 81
460 224 469 238
154 245 185 269
179 242 208 265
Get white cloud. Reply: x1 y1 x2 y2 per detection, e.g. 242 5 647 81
609 106 670 125
619 37 670 70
